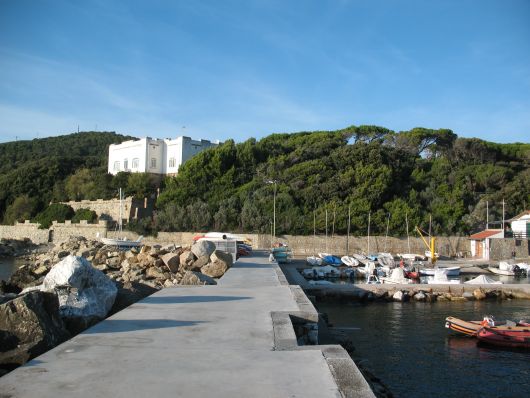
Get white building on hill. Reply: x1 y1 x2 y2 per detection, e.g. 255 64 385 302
108 136 219 176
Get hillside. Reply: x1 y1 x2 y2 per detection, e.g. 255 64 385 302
0 131 135 222
156 126 530 236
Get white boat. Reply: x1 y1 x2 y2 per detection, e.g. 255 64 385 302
306 256 323 266
420 266 460 276
341 256 359 267
100 188 143 249
488 266 514 276
427 269 460 284
380 268 412 284
464 275 502 285
425 250 439 259
101 235 143 248
377 253 395 268
352 253 369 264
319 265 340 278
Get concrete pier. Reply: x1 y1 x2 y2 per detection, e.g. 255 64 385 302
0 252 374 398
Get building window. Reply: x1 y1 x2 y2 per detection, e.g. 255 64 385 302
132 158 139 168
151 158 157 168
169 157 176 168
123 159 128 170
113 161 120 171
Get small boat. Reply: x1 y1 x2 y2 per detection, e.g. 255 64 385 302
352 253 369 264
425 250 439 259
488 266 514 276
341 256 359 267
427 268 460 284
477 327 530 349
306 256 323 266
377 253 395 268
322 255 342 266
101 235 144 248
271 246 292 264
420 266 460 276
380 268 412 284
318 252 332 259
319 265 341 278
445 316 530 337
464 275 502 285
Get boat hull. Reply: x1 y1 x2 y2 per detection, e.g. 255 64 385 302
477 327 530 349
101 237 143 248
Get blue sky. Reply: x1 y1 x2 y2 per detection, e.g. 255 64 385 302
0 0 529 143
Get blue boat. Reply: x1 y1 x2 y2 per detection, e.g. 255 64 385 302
323 255 342 266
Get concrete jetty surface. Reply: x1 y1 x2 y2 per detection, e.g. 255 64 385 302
0 252 374 398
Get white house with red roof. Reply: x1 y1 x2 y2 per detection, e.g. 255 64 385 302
469 229 504 260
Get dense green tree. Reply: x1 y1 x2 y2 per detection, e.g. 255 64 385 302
34 204 75 229
71 208 98 223
3 195 38 225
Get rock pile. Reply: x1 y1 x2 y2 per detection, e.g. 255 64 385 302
0 236 234 375
0 238 41 257
4 236 233 294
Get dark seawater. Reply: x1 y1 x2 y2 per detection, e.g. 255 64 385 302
0 256 20 281
317 300 530 398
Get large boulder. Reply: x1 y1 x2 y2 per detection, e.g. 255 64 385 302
191 240 216 259
0 291 70 372
208 250 233 273
201 260 229 278
109 281 158 316
161 253 180 273
179 271 217 286
42 255 117 333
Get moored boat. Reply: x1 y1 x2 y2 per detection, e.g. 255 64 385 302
322 255 343 266
341 255 359 267
306 256 323 266
420 266 460 276
477 326 530 349
445 316 530 337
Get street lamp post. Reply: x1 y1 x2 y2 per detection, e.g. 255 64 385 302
267 180 277 243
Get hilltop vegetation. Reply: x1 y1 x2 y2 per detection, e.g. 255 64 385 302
156 126 530 236
0 127 528 236
0 131 143 224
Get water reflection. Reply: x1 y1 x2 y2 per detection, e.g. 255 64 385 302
317 300 530 398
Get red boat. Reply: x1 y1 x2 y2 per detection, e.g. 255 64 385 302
477 326 530 349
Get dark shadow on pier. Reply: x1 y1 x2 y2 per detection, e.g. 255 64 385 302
83 319 207 334
141 295 252 304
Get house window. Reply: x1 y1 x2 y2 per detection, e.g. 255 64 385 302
169 157 176 168
113 161 120 171
123 159 128 170
132 158 139 168
151 158 157 168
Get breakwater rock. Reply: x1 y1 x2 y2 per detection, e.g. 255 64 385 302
0 236 233 375
0 238 42 257
0 291 70 376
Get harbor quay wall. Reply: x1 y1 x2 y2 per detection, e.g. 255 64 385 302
490 238 530 260
272 234 470 257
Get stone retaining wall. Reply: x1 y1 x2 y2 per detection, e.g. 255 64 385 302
0 221 49 244
269 234 470 257
50 220 108 243
490 238 530 261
